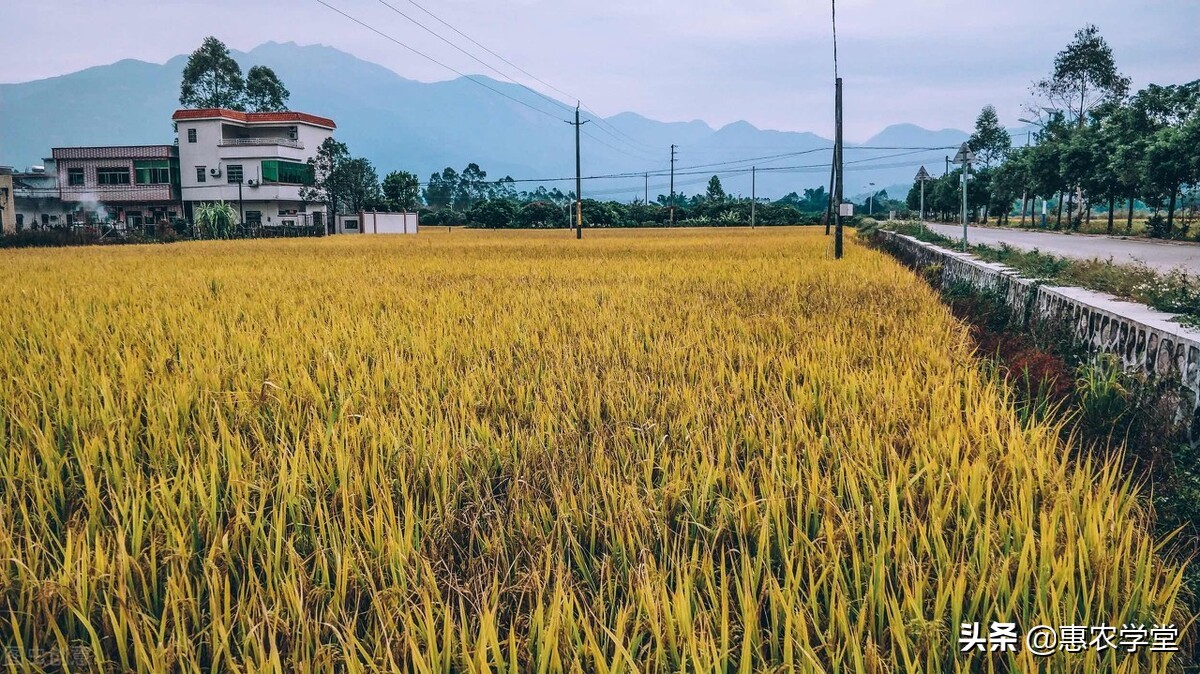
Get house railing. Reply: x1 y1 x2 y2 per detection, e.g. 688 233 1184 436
218 137 304 149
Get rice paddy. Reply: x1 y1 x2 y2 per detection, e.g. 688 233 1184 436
0 227 1188 672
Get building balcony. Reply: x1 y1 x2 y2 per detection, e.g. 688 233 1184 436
218 137 304 150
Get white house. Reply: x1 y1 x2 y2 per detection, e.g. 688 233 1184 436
173 108 336 232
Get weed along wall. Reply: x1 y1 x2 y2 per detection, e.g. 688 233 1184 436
874 230 1200 446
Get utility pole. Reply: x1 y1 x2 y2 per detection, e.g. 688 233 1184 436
833 76 844 259
944 155 949 177
751 166 756 229
669 144 677 225
952 142 975 252
565 103 589 239
1018 130 1031 227
824 159 835 235
644 172 648 205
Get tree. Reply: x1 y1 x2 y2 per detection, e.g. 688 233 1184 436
968 105 1011 169
1031 25 1129 223
1130 81 1200 234
340 158 382 214
423 168 458 210
382 171 421 211
516 201 564 228
705 175 726 202
300 138 350 228
179 37 246 110
580 199 620 227
455 163 488 211
469 198 518 229
493 176 517 200
244 65 290 112
1032 25 1130 125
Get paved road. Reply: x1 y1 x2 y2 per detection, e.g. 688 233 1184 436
924 223 1199 274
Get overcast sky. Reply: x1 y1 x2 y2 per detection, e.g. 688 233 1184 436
4 0 1197 141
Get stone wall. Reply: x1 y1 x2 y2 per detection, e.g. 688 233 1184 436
874 229 1200 444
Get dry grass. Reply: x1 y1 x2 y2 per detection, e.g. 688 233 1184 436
0 227 1188 672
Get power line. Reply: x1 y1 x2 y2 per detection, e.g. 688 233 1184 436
390 0 660 155
382 0 659 155
374 0 571 117
314 0 565 123
319 0 659 162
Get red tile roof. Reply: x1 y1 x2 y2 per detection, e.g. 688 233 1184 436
172 108 336 130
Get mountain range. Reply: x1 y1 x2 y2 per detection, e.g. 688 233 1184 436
0 42 972 201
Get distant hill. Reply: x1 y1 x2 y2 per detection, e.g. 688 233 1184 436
0 42 968 200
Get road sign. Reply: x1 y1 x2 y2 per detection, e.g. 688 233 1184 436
839 202 854 217
952 143 976 165
914 166 933 182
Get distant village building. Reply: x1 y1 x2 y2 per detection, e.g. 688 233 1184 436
3 106 350 236
0 168 15 234
13 161 70 230
172 108 336 232
52 145 182 226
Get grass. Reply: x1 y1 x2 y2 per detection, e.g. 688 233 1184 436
0 227 1190 672
883 221 1200 327
937 211 1200 241
970 244 1200 327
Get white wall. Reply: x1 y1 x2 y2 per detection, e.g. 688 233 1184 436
360 211 419 234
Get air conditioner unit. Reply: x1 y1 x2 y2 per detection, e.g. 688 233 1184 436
247 179 259 187
209 167 222 178
287 127 298 140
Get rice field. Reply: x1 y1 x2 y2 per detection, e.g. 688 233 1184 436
0 227 1189 672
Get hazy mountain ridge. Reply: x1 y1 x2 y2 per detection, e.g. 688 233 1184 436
0 42 968 199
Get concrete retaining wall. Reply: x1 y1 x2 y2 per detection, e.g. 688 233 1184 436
875 229 1200 444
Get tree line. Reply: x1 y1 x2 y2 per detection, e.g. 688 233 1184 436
297 140 850 228
908 25 1200 239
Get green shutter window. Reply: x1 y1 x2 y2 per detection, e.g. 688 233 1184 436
134 159 171 184
262 160 312 185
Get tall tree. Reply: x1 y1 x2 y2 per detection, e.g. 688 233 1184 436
340 158 382 214
244 65 290 112
423 168 458 210
180 37 246 110
455 163 488 211
1031 25 1129 225
300 138 350 221
1032 25 1130 125
1131 81 1200 234
382 171 421 211
968 105 1011 169
705 175 726 202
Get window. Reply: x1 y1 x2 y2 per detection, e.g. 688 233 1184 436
187 128 197 143
281 219 296 227
344 218 358 230
97 167 130 185
16 214 23 228
260 160 312 185
195 166 206 183
245 210 262 226
135 160 171 184
226 164 243 184
68 168 85 186
41 214 49 225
